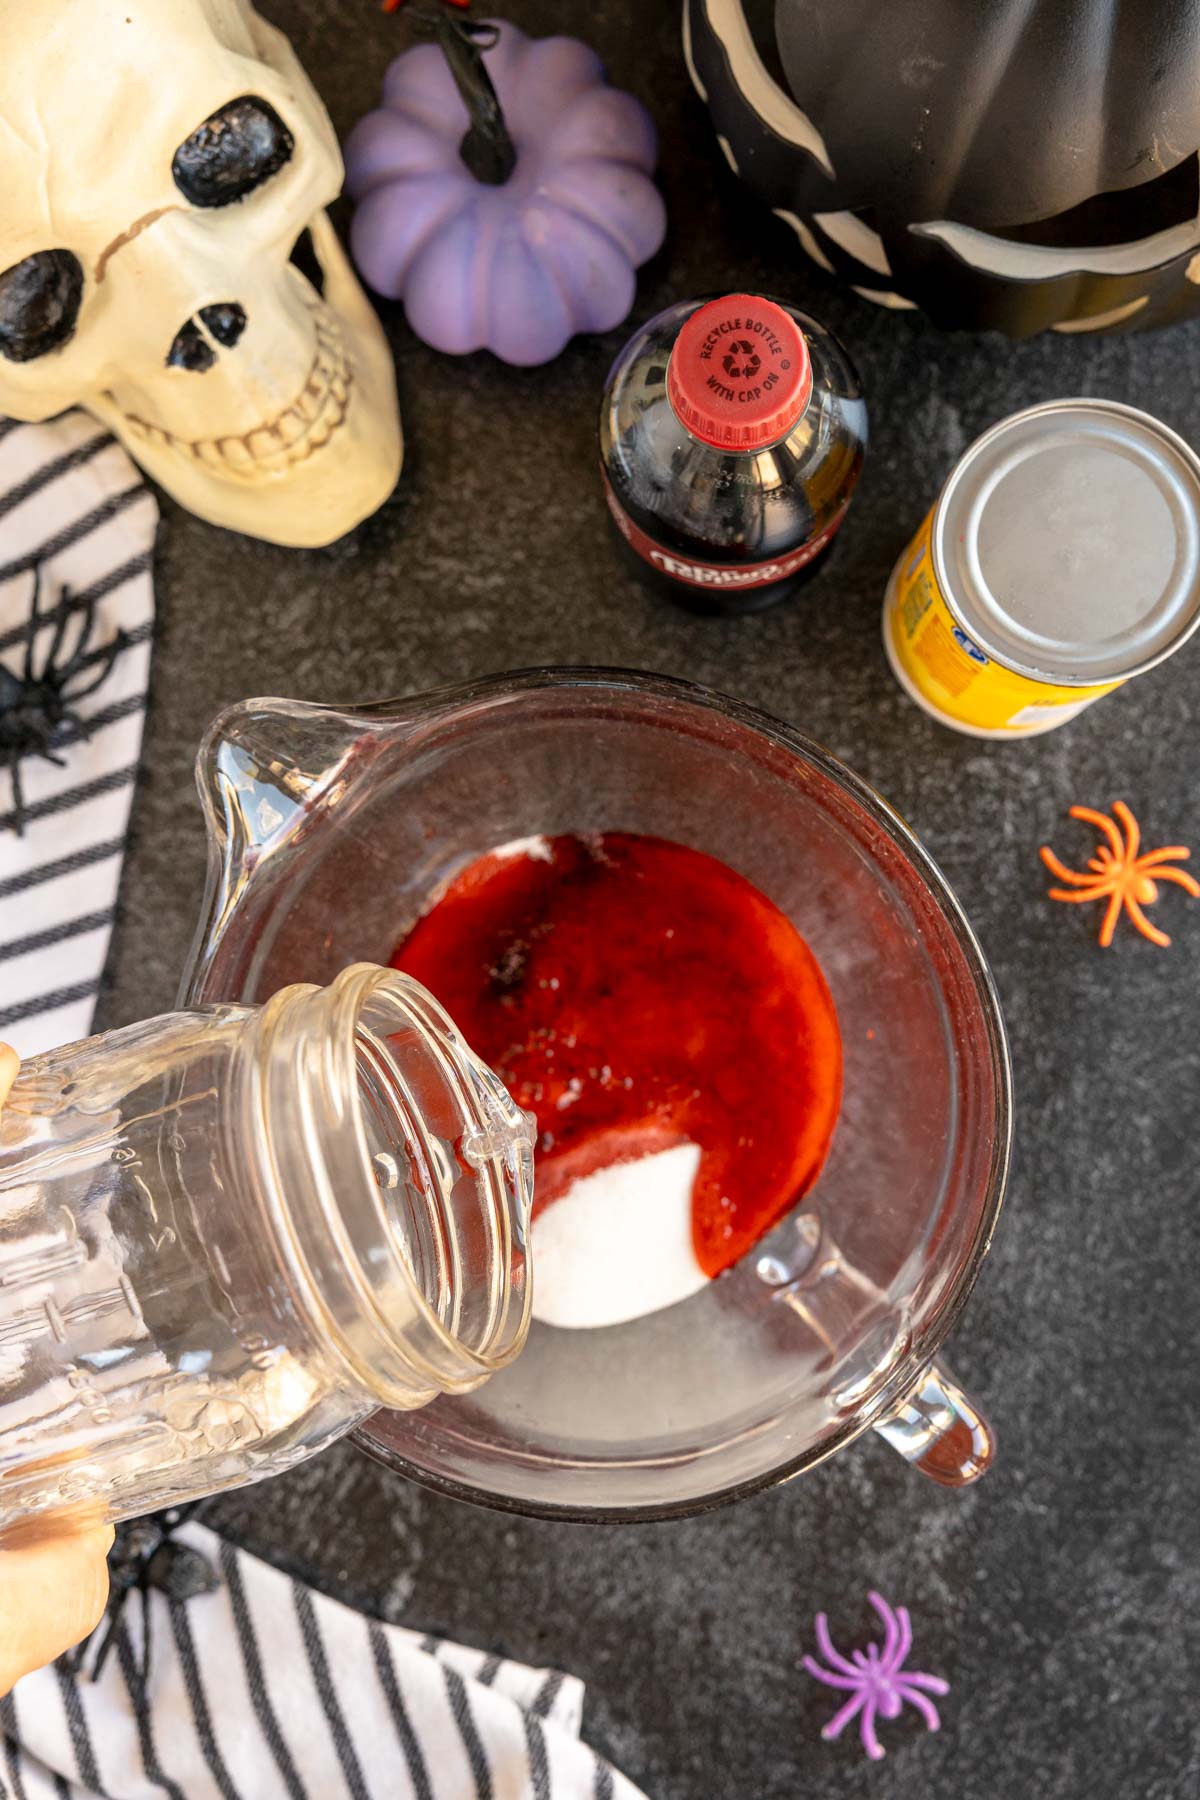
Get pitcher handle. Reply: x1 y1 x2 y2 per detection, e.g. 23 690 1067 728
871 1360 995 1487
758 1214 996 1487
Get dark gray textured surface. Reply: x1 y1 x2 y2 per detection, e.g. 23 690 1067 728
96 2 1199 1794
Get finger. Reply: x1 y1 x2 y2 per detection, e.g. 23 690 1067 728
0 1054 111 1693
0 1523 114 1695
0 1044 17 1108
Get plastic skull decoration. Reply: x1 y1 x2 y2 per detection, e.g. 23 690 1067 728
686 0 1200 337
0 0 402 546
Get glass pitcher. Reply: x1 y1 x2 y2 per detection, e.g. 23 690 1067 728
0 965 532 1537
183 668 1012 1521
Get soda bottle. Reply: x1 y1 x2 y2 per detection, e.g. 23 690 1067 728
599 293 867 615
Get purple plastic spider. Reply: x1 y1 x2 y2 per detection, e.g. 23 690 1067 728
803 1591 949 1761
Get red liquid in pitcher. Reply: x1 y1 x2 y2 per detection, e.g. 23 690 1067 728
392 834 842 1280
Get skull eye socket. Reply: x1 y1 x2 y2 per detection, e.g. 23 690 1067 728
172 95 295 209
0 250 84 364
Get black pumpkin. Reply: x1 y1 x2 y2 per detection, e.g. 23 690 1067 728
684 0 1200 335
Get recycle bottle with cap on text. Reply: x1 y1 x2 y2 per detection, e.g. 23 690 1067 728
599 294 867 615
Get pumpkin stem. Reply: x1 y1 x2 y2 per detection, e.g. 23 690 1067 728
397 5 517 185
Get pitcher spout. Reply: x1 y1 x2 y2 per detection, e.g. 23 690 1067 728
198 698 379 828
183 698 385 1007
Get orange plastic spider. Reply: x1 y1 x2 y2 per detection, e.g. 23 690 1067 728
1040 801 1199 948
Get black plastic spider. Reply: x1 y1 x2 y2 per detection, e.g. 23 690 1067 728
81 1502 218 1684
0 568 129 834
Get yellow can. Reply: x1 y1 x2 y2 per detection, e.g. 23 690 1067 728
882 400 1200 738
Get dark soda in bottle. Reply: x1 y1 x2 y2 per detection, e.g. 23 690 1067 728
599 293 867 615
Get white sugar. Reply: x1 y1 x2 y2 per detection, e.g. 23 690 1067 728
492 835 553 861
530 1142 708 1330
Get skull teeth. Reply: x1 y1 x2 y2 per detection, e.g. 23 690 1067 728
294 385 324 424
274 409 309 447
115 301 354 480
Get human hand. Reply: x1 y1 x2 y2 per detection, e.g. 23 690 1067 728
0 1043 113 1694
0 1523 114 1694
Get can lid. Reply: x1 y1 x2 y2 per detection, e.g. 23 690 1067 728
666 295 812 451
935 400 1200 685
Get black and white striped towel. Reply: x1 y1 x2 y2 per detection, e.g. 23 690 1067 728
3 1522 645 1800
0 412 156 1060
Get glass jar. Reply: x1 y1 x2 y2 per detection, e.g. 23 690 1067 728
0 964 533 1538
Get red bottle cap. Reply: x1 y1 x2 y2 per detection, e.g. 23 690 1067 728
666 294 812 452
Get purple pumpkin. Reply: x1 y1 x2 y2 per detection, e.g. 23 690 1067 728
344 21 666 366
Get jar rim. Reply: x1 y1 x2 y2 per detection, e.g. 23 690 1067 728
236 963 534 1410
